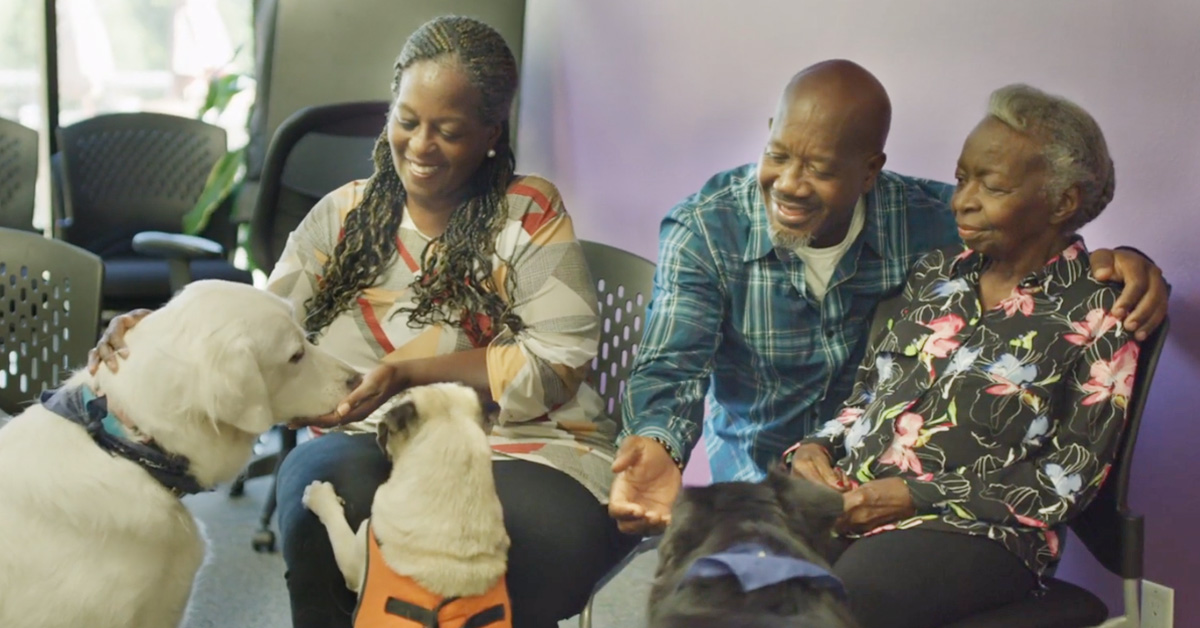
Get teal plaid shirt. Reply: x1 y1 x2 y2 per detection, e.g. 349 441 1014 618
621 164 959 481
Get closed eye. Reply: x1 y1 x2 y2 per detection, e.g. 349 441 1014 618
289 350 305 364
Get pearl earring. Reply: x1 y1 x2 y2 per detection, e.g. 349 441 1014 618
487 148 496 158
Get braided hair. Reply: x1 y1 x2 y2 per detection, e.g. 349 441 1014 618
303 16 522 341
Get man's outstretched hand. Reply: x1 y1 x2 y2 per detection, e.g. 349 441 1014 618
608 435 682 536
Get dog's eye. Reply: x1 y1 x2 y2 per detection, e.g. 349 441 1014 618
288 350 305 364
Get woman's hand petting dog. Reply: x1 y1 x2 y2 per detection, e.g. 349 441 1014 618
608 436 682 535
836 477 915 534
788 443 850 492
87 309 153 374
290 361 412 428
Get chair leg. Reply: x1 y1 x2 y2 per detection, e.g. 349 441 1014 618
577 536 659 628
579 594 594 628
1095 579 1142 628
250 427 298 553
1125 578 1141 628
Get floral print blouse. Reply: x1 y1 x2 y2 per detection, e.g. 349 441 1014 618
802 238 1140 576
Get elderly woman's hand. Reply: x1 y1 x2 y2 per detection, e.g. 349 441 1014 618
788 443 850 492
290 362 412 429
86 309 153 374
1089 248 1168 341
837 477 916 534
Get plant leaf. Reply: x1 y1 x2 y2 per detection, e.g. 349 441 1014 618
182 148 245 235
198 74 247 118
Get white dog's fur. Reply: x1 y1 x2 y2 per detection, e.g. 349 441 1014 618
304 382 509 600
0 280 360 628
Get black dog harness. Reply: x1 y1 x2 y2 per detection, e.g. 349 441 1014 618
40 386 206 497
680 542 847 599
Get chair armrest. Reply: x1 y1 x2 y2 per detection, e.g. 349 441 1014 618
131 231 225 260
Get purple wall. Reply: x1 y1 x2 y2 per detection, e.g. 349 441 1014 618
516 0 1200 622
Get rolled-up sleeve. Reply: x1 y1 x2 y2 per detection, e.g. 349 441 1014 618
487 184 600 424
619 212 725 464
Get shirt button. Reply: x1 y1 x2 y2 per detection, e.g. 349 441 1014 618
825 328 836 338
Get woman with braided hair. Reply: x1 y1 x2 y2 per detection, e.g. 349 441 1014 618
268 16 640 628
91 15 636 628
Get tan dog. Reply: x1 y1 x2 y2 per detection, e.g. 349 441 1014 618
304 382 511 627
0 280 361 628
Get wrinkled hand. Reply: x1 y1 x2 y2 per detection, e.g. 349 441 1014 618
788 443 850 492
290 362 411 429
837 477 915 535
86 309 152 374
1090 248 1168 341
608 436 682 535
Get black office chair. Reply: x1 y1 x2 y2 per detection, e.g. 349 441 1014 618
233 100 389 552
0 117 39 232
943 317 1170 628
55 112 251 312
247 100 389 274
0 228 103 416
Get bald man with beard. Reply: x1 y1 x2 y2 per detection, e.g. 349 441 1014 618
610 60 1168 625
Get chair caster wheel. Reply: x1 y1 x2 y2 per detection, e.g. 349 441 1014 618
229 477 246 498
251 529 276 553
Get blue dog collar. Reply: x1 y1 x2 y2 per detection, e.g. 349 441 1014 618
40 386 206 497
680 542 846 599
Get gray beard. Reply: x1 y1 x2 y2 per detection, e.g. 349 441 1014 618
768 224 815 250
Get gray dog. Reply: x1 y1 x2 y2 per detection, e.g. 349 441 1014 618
648 469 858 628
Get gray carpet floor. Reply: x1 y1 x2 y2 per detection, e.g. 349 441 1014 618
181 476 655 628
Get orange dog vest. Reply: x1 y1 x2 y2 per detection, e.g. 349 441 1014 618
353 525 512 628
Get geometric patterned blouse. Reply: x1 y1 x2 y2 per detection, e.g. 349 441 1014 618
267 175 617 502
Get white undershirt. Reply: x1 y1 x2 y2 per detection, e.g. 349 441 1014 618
791 196 866 301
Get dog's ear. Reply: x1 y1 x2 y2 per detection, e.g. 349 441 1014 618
766 468 845 558
193 336 274 433
653 488 710 577
374 399 417 454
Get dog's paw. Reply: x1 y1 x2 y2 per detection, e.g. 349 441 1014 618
302 481 344 513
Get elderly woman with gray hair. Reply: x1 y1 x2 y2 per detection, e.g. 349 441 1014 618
784 84 1143 628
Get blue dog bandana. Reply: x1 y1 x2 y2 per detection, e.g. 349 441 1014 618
40 386 206 497
680 542 846 599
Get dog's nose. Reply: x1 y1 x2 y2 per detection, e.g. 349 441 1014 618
346 373 363 390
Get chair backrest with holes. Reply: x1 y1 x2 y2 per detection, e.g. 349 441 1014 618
578 241 657 429
0 228 103 414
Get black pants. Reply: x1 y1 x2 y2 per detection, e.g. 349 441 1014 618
831 528 1038 628
276 432 639 628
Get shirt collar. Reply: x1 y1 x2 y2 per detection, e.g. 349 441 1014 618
743 167 891 263
949 236 1089 288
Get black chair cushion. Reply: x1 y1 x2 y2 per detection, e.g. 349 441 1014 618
940 577 1108 628
103 257 252 304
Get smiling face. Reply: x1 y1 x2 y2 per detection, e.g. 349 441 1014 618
757 90 886 250
388 58 501 215
951 117 1068 260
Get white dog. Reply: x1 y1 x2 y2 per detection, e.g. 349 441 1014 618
0 280 360 628
303 382 512 627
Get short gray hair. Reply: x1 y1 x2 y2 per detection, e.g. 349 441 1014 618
987 84 1115 231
